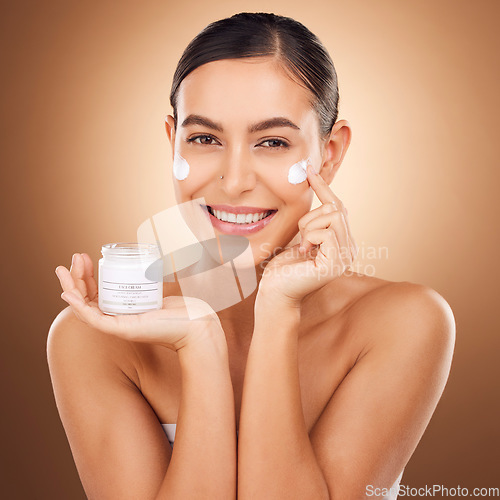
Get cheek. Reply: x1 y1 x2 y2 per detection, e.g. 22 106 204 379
173 154 219 201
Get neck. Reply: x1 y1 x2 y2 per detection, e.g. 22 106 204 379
214 264 266 348
171 246 268 345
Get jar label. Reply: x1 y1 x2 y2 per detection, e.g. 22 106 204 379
98 264 163 314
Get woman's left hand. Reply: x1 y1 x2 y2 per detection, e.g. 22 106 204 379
258 163 359 308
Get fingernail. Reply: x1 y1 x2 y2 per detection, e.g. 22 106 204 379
55 267 60 278
307 158 319 174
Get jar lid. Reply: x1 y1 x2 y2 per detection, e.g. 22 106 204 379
101 242 160 257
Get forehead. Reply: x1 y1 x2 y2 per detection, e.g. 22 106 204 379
176 58 316 126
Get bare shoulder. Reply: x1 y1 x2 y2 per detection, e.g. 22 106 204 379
47 307 172 498
345 276 456 358
309 276 456 496
348 277 456 329
47 305 140 390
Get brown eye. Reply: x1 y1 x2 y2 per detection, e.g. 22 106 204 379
259 139 290 148
187 135 219 145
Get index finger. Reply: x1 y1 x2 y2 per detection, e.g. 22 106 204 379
306 163 358 259
306 163 344 210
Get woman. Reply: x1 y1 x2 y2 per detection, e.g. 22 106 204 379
48 12 455 499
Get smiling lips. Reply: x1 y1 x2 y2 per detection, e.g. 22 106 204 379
201 204 278 235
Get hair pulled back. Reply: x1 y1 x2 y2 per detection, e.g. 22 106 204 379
169 12 339 138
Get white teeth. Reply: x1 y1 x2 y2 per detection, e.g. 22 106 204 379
209 207 273 224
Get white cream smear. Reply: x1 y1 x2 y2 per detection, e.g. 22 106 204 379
173 153 190 180
287 157 312 184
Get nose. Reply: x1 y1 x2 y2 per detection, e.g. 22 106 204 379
219 146 257 199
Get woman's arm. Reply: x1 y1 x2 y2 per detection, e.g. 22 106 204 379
237 295 329 500
51 252 237 498
158 330 237 499
237 283 455 499
47 306 236 500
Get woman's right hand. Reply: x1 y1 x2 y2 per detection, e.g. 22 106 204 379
55 253 224 352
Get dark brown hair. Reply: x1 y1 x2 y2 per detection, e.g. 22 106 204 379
169 12 339 138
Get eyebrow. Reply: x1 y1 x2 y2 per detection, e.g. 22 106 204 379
180 114 300 133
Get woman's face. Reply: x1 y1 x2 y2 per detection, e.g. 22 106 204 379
165 57 328 266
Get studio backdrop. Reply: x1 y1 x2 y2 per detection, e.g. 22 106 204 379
1 0 499 498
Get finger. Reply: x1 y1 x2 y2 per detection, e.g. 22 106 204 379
299 209 339 254
298 201 336 232
305 169 359 261
71 253 91 300
299 204 355 263
302 228 339 261
55 265 84 299
332 205 358 261
304 211 353 266
317 209 355 265
306 163 343 207
299 213 332 254
61 289 96 326
302 228 347 277
349 231 359 262
337 212 356 266
81 253 98 301
305 229 350 277
298 202 337 252
60 290 89 324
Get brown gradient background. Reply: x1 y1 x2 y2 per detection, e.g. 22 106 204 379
1 0 499 497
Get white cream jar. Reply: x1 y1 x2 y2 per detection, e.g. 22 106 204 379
98 242 163 315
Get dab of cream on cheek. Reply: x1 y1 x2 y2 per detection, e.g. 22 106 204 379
173 153 190 180
287 157 313 184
